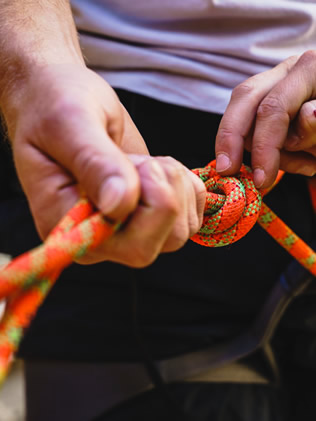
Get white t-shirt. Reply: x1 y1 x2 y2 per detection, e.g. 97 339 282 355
71 0 316 114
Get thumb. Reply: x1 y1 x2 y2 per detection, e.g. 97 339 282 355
71 129 141 221
56 123 141 221
18 112 141 228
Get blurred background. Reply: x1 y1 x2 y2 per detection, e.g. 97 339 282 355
0 361 25 421
0 254 25 421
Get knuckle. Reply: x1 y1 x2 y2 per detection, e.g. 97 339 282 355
128 245 158 268
252 141 279 163
283 55 299 72
72 144 99 177
189 215 201 237
252 141 269 156
231 80 258 100
158 191 180 216
299 49 316 65
150 179 180 215
164 230 188 252
107 106 124 142
190 176 206 225
157 156 184 180
195 176 207 198
216 127 235 147
149 190 181 224
41 100 84 132
157 156 178 165
165 165 182 182
38 108 87 145
256 96 287 121
298 102 315 132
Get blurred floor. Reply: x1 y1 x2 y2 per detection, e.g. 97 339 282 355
0 254 26 421
0 361 25 421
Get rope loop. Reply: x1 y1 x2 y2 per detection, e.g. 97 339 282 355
0 160 314 386
191 160 262 247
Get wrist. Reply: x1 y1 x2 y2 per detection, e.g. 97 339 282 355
0 57 85 134
0 1 85 132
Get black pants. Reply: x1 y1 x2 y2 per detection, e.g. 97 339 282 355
1 89 315 421
24 356 316 421
24 360 285 421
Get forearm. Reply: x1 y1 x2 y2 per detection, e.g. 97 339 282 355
0 0 84 121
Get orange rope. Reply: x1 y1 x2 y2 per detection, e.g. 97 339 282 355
191 161 316 276
0 160 314 384
0 199 119 382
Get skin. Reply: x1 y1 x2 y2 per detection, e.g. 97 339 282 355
0 0 206 267
1 1 315 266
215 53 316 188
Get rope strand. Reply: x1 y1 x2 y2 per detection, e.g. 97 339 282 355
0 161 314 384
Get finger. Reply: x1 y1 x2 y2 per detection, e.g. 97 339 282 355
215 56 299 175
279 149 316 176
79 158 179 267
154 157 191 252
285 100 316 151
132 156 205 240
251 51 316 188
184 168 206 231
34 107 141 222
14 143 80 238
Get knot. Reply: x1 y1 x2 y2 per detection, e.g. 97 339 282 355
191 160 262 247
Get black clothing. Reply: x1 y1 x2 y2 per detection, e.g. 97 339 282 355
1 90 316 421
0 90 314 363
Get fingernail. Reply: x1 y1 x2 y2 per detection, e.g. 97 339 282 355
216 153 231 172
99 176 126 214
253 168 266 188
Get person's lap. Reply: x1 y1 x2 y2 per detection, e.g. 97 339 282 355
1 90 315 421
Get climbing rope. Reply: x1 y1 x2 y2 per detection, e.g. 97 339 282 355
0 159 314 384
0 200 120 382
191 161 316 275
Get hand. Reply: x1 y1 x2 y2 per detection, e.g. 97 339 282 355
84 155 206 266
4 64 205 267
6 63 147 239
215 51 316 188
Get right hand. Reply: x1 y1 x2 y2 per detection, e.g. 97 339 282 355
6 64 145 239
3 64 205 267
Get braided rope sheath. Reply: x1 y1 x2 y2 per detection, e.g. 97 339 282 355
192 160 316 275
0 160 314 384
191 161 262 247
0 198 119 383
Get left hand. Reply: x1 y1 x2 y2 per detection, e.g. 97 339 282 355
215 51 316 189
80 154 206 266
